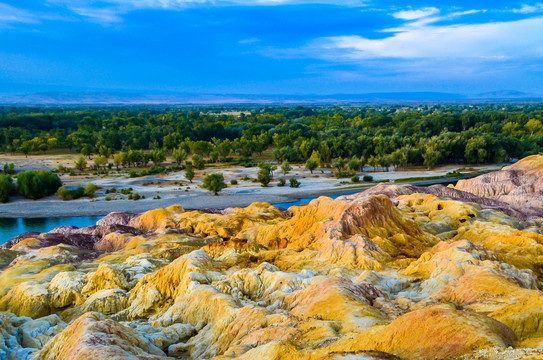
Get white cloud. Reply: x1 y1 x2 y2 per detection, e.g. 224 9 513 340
512 3 543 14
44 0 367 24
0 3 38 24
48 0 366 10
71 7 122 23
238 37 261 44
392 7 439 20
315 15 543 60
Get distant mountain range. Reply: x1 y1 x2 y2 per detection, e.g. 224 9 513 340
0 90 541 105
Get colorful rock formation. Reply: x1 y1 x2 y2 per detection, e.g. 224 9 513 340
1 156 543 359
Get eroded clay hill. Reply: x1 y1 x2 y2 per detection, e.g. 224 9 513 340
1 161 543 359
456 154 543 216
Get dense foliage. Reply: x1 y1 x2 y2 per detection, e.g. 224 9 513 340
16 170 62 200
202 173 227 195
1 104 543 168
0 175 14 203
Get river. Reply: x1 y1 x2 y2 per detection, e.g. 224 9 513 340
0 177 462 244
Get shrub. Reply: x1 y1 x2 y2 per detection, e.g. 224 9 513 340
351 175 360 183
58 165 69 174
191 154 205 170
105 196 112 201
132 192 141 200
363 175 373 182
17 170 62 200
334 170 354 178
289 178 301 188
71 186 85 199
56 185 85 200
84 182 98 198
202 173 227 195
3 163 15 175
0 175 14 203
185 166 195 183
277 178 286 187
230 179 238 185
74 156 87 171
56 186 72 201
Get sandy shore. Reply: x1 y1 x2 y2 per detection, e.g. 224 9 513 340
0 160 504 218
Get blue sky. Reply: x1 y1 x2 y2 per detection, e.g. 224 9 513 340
0 0 542 95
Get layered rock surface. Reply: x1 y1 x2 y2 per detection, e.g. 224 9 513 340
455 154 543 217
1 160 543 359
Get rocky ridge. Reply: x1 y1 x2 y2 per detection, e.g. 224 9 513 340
0 157 543 359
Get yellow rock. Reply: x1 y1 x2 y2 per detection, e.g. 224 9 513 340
132 205 185 231
489 295 543 340
36 312 168 360
326 308 516 360
284 276 387 333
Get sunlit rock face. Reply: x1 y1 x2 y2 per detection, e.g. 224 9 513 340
456 154 543 217
1 159 543 359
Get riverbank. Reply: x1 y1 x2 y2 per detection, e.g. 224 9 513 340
0 172 493 218
0 157 505 218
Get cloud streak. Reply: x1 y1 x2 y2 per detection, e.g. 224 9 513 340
392 7 439 20
315 14 543 60
0 3 38 24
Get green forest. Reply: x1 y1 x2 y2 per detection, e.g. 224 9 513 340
1 104 542 169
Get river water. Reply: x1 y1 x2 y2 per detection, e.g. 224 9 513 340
0 217 102 245
0 178 460 244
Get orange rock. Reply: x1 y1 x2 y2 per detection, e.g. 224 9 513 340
327 308 516 360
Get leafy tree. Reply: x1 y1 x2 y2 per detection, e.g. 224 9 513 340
378 154 392 172
19 141 31 158
163 134 177 150
280 160 292 176
94 155 108 170
465 136 487 164
210 151 219 163
75 156 87 171
0 175 14 203
150 149 166 166
202 173 227 195
191 154 205 170
81 145 91 159
348 156 360 172
524 119 542 135
332 157 345 171
305 151 320 174
257 163 277 187
99 145 111 158
423 149 441 169
47 137 58 150
172 148 188 165
368 155 379 172
17 170 62 200
185 165 194 183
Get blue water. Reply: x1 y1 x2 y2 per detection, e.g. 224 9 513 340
272 192 350 209
0 217 102 244
0 178 459 244
0 192 351 243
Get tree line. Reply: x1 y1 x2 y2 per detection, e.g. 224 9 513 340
1 104 542 169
